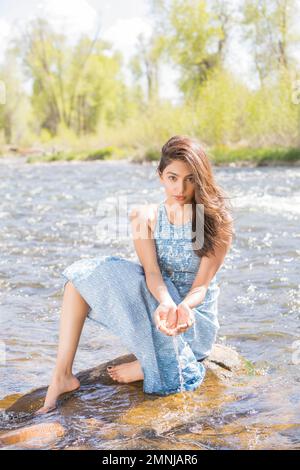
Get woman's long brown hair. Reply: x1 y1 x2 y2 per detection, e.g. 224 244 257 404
157 135 234 258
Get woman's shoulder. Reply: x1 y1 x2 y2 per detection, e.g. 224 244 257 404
129 203 160 232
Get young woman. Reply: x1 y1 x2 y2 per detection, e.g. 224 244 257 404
36 135 233 414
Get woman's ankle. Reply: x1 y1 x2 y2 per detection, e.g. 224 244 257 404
51 368 74 381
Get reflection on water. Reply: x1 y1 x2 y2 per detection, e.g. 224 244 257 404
0 159 299 449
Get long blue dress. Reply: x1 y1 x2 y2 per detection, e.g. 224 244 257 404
61 200 220 396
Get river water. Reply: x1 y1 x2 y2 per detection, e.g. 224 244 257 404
0 158 299 449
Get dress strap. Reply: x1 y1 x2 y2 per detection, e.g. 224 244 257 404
153 201 164 237
160 200 174 231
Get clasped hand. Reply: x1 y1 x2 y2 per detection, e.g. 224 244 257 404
153 300 195 336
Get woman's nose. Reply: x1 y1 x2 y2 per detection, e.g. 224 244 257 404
176 181 185 193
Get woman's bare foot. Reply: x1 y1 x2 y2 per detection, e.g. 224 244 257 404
35 373 80 415
107 360 144 384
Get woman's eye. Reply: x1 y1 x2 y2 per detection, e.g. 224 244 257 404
168 176 194 182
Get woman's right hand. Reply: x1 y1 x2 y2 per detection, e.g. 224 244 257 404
153 301 178 336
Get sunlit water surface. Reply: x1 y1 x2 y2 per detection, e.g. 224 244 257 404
0 159 299 449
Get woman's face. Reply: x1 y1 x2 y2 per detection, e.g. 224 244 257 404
159 160 195 205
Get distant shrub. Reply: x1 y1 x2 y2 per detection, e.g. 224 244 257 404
85 146 116 161
144 147 160 161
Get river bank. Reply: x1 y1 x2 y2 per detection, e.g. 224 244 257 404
1 145 300 167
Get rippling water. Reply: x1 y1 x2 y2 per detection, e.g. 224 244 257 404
0 158 299 449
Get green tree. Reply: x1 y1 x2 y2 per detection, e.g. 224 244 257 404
241 0 300 85
130 32 165 103
18 18 127 136
150 0 234 99
0 50 29 144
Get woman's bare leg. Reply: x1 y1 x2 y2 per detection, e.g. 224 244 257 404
36 281 90 414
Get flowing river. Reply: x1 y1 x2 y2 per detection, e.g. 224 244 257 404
0 158 299 449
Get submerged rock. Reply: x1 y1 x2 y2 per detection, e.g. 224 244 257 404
1 344 256 449
0 422 65 448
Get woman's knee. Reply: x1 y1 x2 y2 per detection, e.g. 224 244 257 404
64 280 82 300
63 281 90 310
64 280 76 293
65 280 74 288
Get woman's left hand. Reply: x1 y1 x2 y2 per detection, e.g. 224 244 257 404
166 301 195 335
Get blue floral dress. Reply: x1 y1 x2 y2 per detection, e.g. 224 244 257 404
62 200 220 396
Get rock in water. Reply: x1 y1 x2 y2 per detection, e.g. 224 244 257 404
0 422 65 448
5 344 253 415
1 344 255 448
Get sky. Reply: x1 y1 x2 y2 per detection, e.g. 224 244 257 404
0 0 256 101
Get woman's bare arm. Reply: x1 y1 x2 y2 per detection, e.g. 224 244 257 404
129 206 174 305
182 236 232 309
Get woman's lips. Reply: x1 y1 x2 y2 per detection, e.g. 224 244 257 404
174 196 185 200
